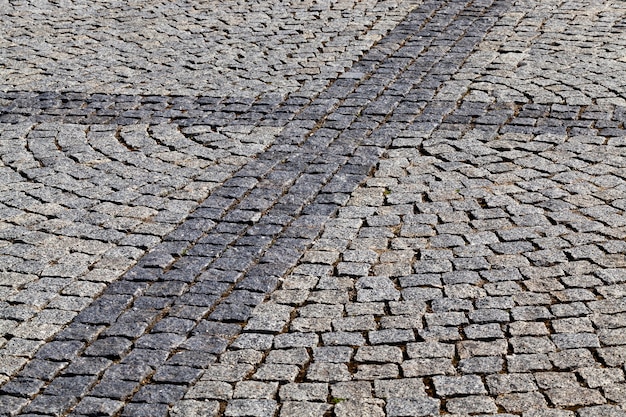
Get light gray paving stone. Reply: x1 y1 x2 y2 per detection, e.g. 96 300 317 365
546 387 607 407
577 405 626 417
604 383 626 403
330 381 372 400
523 410 574 417
577 367 625 388
266 348 310 366
353 364 399 380
185 381 233 400
354 346 403 363
279 401 332 417
224 399 278 417
403 358 455 377
306 363 351 382
374 378 425 399
170 400 220 417
433 375 487 396
334 398 385 417
446 396 498 415
549 349 598 370
279 383 328 402
233 381 279 400
386 397 440 417
459 356 504 374
253 364 300 382
495 392 549 413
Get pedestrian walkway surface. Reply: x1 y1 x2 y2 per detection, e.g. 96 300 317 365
2 0 626 415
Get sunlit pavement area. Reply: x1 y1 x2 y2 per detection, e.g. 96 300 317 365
2 0 626 415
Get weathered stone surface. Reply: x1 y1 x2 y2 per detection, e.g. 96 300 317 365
2 0 626 415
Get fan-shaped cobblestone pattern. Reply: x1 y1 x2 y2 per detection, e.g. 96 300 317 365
0 119 286 378
0 0 419 402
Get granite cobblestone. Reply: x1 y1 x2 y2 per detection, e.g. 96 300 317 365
2 0 626 415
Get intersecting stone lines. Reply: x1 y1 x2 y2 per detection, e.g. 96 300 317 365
178 1 626 417
183 1 626 416
0 0 513 415
0 0 419 398
2 0 626 416
0 105 291 372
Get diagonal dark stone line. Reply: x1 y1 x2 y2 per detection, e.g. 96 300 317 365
0 0 512 415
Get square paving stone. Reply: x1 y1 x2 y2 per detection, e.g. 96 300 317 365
22 395 77 416
577 367 625 388
274 333 319 348
433 375 487 396
232 333 274 350
122 349 170 367
266 348 310 366
121 403 169 417
103 363 153 382
279 401 332 417
577 405 626 417
334 398 385 417
279 383 328 402
19 359 67 381
495 392 548 413
253 364 300 382
84 337 132 359
402 358 455 377
506 353 552 373
522 410 574 417
0 395 29 416
374 378 425 398
72 397 124 416
604 383 626 403
407 342 455 358
170 400 220 417
224 399 277 417
548 349 597 370
35 340 84 361
355 346 403 363
307 363 351 382
201 364 253 382
368 329 415 344
133 384 186 403
151 365 202 384
446 395 498 414
385 397 440 417
459 356 504 374
185 381 233 400
233 381 278 399
134 333 186 350
545 387 607 407
167 350 217 368
63 357 112 376
45 375 98 397
313 346 353 363
0 377 45 398
90 378 139 400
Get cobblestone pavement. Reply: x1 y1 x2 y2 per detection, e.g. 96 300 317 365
1 0 626 415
